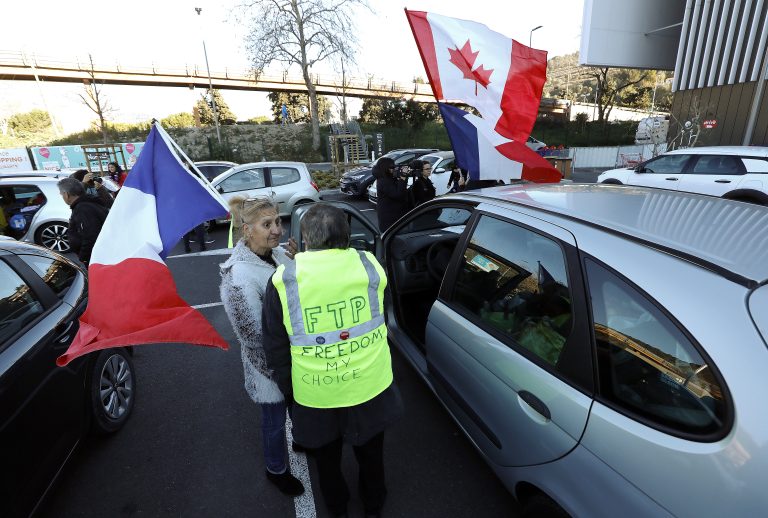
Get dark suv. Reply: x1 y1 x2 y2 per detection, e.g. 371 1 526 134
0 240 136 517
340 148 439 197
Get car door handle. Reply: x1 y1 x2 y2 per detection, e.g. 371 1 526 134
518 390 551 420
665 177 678 181
54 320 75 343
714 179 731 183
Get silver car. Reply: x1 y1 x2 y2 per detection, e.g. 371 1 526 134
211 161 320 222
292 184 768 517
0 175 72 252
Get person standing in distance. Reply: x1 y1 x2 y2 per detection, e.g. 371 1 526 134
219 196 304 497
262 203 403 518
407 159 436 207
57 177 109 266
374 157 410 232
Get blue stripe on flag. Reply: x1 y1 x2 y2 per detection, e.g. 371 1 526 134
124 126 228 258
438 103 481 180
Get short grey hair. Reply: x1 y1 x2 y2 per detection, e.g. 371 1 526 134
57 177 86 197
301 203 350 250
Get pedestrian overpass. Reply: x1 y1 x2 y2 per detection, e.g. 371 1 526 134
0 50 435 102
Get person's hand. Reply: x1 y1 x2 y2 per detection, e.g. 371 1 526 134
283 237 298 259
82 172 94 184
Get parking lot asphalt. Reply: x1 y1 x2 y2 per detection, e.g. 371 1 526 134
38 194 519 518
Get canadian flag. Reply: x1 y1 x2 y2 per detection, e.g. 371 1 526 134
405 10 547 143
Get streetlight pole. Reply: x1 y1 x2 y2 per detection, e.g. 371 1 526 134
195 7 221 145
529 25 543 48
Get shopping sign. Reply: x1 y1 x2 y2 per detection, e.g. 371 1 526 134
703 119 717 129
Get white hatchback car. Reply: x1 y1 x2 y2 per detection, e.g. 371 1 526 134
210 161 320 221
598 146 768 204
0 174 73 252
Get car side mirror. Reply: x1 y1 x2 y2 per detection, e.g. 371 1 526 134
434 167 446 173
216 185 224 193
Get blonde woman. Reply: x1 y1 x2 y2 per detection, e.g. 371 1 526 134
219 195 303 496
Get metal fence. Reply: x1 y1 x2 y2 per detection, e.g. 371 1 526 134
570 143 668 169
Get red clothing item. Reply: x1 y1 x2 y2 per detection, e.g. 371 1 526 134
118 171 128 187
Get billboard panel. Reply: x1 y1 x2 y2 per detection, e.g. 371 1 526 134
0 148 34 172
580 0 685 70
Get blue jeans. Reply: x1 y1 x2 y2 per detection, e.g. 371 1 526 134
260 402 288 474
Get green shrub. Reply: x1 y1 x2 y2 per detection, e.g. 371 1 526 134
311 170 340 190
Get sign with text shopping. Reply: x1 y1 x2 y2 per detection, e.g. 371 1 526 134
0 148 34 172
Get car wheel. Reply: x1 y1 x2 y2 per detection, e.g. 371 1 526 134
89 348 136 435
35 222 70 253
521 494 569 518
600 179 623 185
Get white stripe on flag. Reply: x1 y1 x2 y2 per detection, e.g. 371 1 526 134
91 186 164 266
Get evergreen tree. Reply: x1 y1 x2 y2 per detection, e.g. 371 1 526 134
267 92 331 124
194 89 237 126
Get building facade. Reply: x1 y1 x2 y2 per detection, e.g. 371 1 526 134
581 0 768 147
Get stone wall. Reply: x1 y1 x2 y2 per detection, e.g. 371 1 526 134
167 123 325 163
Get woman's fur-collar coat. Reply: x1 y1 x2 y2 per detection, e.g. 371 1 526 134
220 240 291 404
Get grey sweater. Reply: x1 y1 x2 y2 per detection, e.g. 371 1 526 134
219 240 291 404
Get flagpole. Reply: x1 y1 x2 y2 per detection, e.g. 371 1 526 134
151 121 230 212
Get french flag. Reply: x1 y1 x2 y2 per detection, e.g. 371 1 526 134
57 124 230 366
439 103 560 184
406 10 547 143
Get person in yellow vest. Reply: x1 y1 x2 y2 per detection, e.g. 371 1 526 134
262 203 403 518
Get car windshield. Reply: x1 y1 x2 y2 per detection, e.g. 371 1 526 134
422 156 441 166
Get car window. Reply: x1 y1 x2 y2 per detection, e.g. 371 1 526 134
438 159 455 172
585 259 727 436
450 216 573 367
422 156 441 167
270 167 301 186
0 260 45 344
402 207 472 233
219 169 266 193
198 165 231 180
741 158 768 173
20 254 78 298
0 185 47 238
690 155 745 175
394 153 415 165
643 155 691 174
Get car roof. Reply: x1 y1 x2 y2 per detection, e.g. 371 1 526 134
421 151 454 159
194 161 238 166
666 146 768 157
230 161 306 168
0 175 64 184
461 183 768 287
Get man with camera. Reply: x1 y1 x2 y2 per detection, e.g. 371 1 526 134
69 169 114 208
373 157 411 232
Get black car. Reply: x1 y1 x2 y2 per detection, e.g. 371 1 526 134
339 148 439 198
0 240 136 518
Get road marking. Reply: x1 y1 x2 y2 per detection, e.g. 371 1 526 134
191 302 224 309
287 416 316 518
167 248 233 259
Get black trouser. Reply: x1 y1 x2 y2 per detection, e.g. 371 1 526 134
183 224 206 252
311 432 386 515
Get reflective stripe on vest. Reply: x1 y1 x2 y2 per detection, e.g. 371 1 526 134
272 248 392 408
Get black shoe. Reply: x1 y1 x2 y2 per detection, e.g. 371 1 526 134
265 470 304 496
205 238 215 244
291 441 307 453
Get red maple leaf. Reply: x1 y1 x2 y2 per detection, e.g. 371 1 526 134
447 40 493 94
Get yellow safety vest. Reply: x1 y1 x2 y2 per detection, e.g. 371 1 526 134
271 248 392 408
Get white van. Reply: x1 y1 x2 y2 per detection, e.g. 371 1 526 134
635 116 669 145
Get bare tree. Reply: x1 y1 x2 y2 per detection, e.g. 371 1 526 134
669 96 705 150
586 67 648 124
237 0 369 150
79 55 113 143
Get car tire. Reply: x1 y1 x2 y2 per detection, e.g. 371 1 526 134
521 494 569 518
89 348 136 435
35 222 70 253
600 180 623 185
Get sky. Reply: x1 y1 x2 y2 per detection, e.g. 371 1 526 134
0 0 585 133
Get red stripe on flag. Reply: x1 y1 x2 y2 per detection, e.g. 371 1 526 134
57 259 228 366
495 140 561 183
495 40 548 142
405 10 443 100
